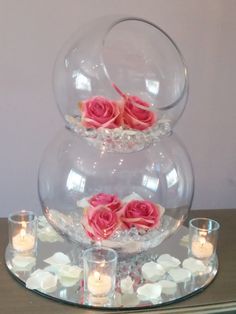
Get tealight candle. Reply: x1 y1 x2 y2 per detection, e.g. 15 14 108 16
189 218 220 262
191 236 214 259
12 228 35 252
83 247 117 306
87 270 112 296
8 211 37 254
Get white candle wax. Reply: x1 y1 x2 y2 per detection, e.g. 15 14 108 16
191 236 213 259
12 229 35 252
87 271 112 296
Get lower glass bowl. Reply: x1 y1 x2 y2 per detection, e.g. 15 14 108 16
38 128 193 256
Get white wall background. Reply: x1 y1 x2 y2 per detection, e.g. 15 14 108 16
0 0 235 216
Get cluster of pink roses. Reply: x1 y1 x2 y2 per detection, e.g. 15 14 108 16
79 85 157 131
81 193 162 241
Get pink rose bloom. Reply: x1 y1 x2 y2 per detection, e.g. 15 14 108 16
82 206 119 240
112 83 157 131
80 96 123 129
88 193 122 212
120 200 160 230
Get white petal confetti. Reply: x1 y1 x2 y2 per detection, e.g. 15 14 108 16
58 265 82 287
120 276 134 294
168 268 191 283
137 283 162 302
76 197 90 208
182 257 207 274
157 254 181 270
12 255 36 270
44 252 71 266
158 280 177 295
26 269 57 292
142 261 165 282
122 192 144 203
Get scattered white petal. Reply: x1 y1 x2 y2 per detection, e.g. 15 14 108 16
12 255 36 269
157 254 180 270
158 280 177 295
58 265 82 287
26 269 57 292
182 257 207 274
44 252 71 266
137 283 162 301
122 192 144 203
76 197 90 208
40 273 58 292
121 293 140 306
168 268 191 283
142 261 165 282
180 234 189 247
120 276 134 294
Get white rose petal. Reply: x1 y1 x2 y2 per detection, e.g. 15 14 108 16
168 268 191 283
142 261 165 282
137 283 162 301
12 255 36 269
157 254 181 270
26 269 57 292
159 280 177 295
122 192 144 203
182 257 207 274
44 252 71 266
76 197 90 208
120 276 134 294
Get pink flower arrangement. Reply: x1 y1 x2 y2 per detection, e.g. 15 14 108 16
81 193 163 241
79 84 157 131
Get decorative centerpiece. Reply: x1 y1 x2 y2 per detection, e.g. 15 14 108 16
38 16 193 255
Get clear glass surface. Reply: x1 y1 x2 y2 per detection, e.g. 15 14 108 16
38 128 193 255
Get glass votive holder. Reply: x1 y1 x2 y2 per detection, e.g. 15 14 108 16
8 210 37 255
189 218 220 262
83 247 117 306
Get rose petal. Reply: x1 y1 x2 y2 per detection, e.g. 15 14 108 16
142 261 165 282
12 255 36 269
44 252 71 266
182 257 208 274
137 283 162 301
168 268 191 283
120 276 134 294
159 280 177 295
122 192 144 203
157 254 181 270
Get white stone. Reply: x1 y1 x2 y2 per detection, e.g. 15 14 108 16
158 280 177 295
168 268 191 283
137 283 162 301
142 261 165 282
157 254 181 270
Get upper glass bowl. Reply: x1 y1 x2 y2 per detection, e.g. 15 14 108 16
53 16 188 151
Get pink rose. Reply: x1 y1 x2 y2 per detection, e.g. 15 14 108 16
82 206 119 240
120 200 160 230
88 193 122 212
80 96 123 129
112 83 157 131
123 96 157 130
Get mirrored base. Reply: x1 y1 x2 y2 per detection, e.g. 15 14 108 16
5 225 218 310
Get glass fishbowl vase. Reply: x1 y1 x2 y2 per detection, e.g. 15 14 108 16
38 128 193 255
38 16 193 257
